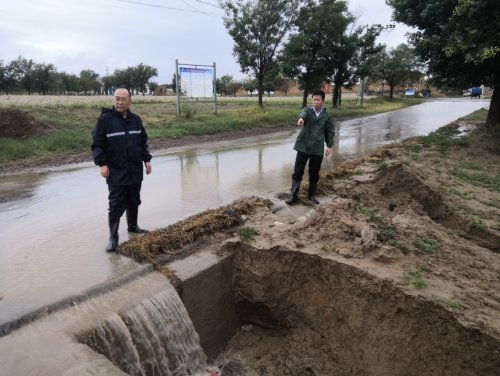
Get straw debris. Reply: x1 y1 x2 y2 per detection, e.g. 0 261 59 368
117 196 272 263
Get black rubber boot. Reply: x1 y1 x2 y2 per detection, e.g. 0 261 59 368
126 207 148 233
308 184 320 205
106 216 120 252
285 180 301 205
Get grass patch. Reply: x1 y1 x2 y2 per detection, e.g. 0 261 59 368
379 224 398 241
481 199 500 209
238 226 259 243
449 188 468 198
360 206 378 222
403 267 429 289
376 162 388 172
0 96 420 163
428 294 462 310
420 131 472 149
458 108 488 123
359 205 399 242
411 143 423 153
414 237 438 254
388 240 409 254
451 167 500 192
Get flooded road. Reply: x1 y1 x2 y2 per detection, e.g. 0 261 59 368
0 99 488 325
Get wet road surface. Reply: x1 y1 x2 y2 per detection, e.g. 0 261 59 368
0 99 488 325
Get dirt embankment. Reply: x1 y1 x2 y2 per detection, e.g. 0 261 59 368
114 122 499 375
0 109 50 138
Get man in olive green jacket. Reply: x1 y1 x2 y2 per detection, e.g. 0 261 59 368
285 90 334 205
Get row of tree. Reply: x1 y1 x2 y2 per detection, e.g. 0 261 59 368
222 0 498 126
217 74 288 97
0 57 159 96
222 0 423 107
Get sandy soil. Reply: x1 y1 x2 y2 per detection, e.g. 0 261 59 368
209 122 499 375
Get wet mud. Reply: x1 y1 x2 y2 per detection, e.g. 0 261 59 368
216 245 499 376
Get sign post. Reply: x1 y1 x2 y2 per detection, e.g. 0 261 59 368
175 59 181 116
175 61 217 116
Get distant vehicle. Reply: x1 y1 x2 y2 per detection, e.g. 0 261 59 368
421 89 431 97
470 87 482 98
404 88 416 96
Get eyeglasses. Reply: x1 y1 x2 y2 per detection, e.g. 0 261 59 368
114 97 129 103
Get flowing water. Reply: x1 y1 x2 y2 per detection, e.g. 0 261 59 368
80 289 206 375
0 272 207 375
0 99 488 327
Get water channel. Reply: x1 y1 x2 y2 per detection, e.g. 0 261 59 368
0 99 488 326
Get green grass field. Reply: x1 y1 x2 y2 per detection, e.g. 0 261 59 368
0 96 421 163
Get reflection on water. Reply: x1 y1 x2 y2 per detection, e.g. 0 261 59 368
0 99 488 324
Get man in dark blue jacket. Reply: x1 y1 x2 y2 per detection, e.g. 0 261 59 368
91 87 152 252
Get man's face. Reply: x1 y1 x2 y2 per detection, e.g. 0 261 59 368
113 89 132 113
312 95 324 110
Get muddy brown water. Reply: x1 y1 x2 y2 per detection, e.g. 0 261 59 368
0 99 488 327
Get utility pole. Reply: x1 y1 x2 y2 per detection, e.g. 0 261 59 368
213 62 217 115
175 59 180 116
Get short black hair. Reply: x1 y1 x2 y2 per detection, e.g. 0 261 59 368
115 86 132 98
312 90 325 100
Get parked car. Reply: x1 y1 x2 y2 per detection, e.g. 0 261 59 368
471 87 482 98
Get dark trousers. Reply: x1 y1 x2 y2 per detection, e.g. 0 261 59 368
108 183 142 220
292 151 323 186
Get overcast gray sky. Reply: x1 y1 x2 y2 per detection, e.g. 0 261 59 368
0 0 414 84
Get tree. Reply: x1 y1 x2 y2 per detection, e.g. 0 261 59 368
110 67 135 93
0 60 11 94
101 75 113 95
8 56 36 94
132 63 158 96
274 76 290 96
371 44 423 98
222 0 305 107
229 80 243 97
59 72 80 94
33 63 58 95
262 69 286 96
79 69 100 94
387 0 500 128
243 78 258 96
148 81 159 95
218 75 234 96
327 25 382 107
282 0 351 107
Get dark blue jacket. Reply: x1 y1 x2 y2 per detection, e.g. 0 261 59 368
91 107 152 185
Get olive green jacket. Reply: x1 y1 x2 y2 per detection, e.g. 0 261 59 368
293 106 334 156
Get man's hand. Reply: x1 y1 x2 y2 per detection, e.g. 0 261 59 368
325 148 332 157
145 162 152 175
100 165 109 178
297 118 305 126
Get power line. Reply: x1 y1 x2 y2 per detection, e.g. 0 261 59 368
192 0 222 9
178 0 202 12
116 0 222 16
